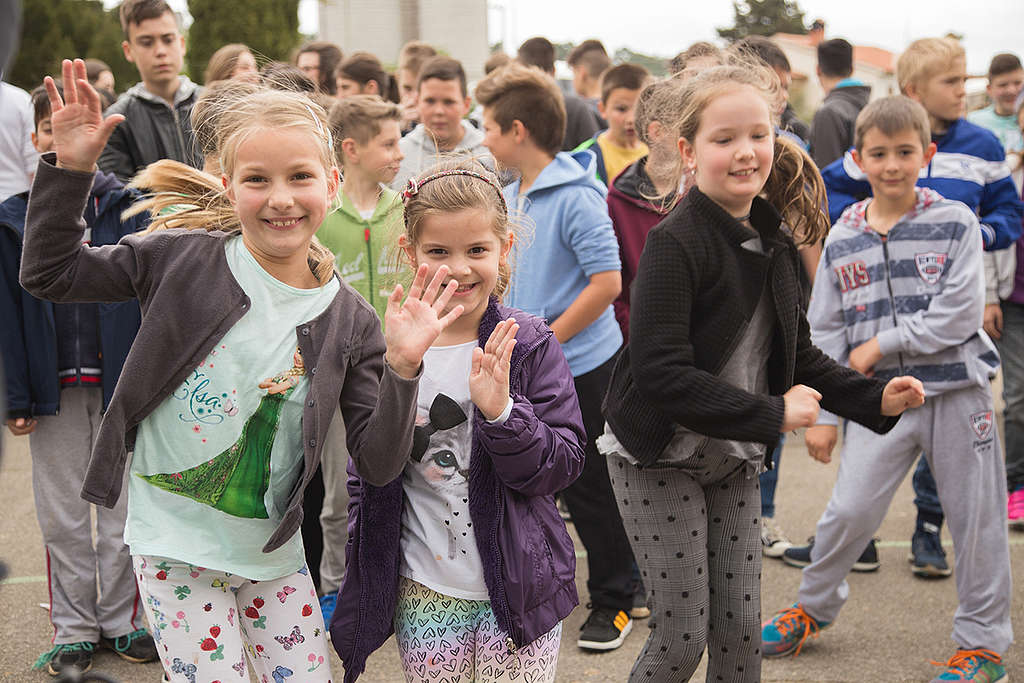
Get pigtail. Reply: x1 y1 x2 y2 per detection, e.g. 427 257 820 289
124 160 240 234
763 135 830 246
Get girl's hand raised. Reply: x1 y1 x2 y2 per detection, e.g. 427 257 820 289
470 318 518 420
384 264 464 379
45 59 124 173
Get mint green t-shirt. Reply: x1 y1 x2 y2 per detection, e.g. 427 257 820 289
125 236 340 580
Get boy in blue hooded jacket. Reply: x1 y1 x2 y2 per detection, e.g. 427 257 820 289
0 84 155 676
474 62 638 651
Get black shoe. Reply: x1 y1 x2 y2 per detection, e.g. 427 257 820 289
100 628 158 663
908 522 952 578
577 604 632 650
782 537 880 572
33 642 95 676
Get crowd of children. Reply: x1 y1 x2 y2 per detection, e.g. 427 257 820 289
1 1 1022 681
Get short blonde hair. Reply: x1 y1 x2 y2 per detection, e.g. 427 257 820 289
897 37 965 94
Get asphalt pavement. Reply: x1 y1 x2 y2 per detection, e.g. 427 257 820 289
1 423 1021 682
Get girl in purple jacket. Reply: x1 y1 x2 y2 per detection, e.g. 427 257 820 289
330 159 587 682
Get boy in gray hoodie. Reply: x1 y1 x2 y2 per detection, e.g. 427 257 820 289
763 96 1012 681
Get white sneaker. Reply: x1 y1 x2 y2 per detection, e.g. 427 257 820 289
761 517 792 558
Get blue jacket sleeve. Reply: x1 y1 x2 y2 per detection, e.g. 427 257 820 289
821 153 871 225
977 173 1024 251
476 334 586 497
0 227 30 417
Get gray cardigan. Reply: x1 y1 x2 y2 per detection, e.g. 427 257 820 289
20 154 420 553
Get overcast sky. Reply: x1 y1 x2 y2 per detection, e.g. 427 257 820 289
160 0 1021 78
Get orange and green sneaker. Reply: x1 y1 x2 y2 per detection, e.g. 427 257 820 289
930 648 1007 682
760 603 830 658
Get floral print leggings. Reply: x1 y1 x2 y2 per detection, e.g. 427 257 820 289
133 555 332 683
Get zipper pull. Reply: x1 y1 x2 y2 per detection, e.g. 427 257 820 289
505 636 517 654
364 228 370 243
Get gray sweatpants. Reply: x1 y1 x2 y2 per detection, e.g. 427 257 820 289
29 387 141 644
799 383 1014 653
608 448 762 682
318 405 349 595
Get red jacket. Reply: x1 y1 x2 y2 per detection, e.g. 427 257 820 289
606 158 673 341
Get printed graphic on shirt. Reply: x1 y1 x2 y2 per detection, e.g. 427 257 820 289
834 260 871 292
915 252 948 285
411 393 472 560
172 345 240 439
139 348 307 519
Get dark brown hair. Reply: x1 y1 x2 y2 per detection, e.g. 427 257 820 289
31 83 61 129
484 52 512 76
294 41 344 95
417 56 468 98
474 62 566 156
516 37 555 74
335 52 398 103
600 63 651 103
85 59 111 83
735 36 791 72
817 38 854 78
118 0 175 38
988 53 1023 80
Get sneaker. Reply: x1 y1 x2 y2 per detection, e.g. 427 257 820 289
761 603 830 658
909 522 952 578
33 641 95 676
761 517 793 558
782 537 880 572
319 591 337 626
577 604 632 650
1008 487 1024 530
929 648 1007 682
100 628 158 663
557 496 572 522
629 589 651 620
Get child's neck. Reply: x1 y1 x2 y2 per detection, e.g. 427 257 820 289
242 237 321 289
517 148 556 195
601 129 641 150
928 113 952 137
866 191 917 235
341 169 382 213
646 159 677 197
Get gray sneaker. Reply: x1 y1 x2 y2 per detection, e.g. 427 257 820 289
761 517 793 558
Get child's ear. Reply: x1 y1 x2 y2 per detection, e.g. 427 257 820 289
922 141 938 167
222 174 235 203
364 81 379 96
597 99 607 118
647 120 663 143
500 233 514 262
341 137 359 163
121 40 134 64
327 166 340 200
678 137 696 171
398 234 417 266
850 148 865 172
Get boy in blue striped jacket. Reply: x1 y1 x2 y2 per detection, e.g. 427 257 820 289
762 96 1013 682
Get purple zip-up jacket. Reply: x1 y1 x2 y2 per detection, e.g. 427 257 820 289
330 297 586 682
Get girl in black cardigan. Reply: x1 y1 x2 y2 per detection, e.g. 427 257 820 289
598 61 925 682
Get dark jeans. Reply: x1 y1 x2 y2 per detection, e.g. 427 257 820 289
562 352 637 612
759 436 784 517
301 463 325 592
999 300 1024 491
912 455 944 521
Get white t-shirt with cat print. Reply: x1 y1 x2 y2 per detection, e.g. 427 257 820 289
399 341 489 600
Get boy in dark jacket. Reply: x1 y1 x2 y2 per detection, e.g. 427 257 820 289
810 38 871 168
98 0 202 182
1 84 155 676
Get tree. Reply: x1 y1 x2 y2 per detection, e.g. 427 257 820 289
187 0 301 85
717 0 808 42
613 48 669 78
6 0 137 94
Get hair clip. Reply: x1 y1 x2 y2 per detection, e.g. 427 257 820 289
402 176 420 203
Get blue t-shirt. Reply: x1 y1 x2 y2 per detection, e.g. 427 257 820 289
125 236 339 579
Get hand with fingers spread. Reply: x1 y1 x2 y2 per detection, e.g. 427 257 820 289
470 318 519 420
45 58 124 173
384 264 465 378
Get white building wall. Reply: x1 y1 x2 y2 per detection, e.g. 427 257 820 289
316 0 489 81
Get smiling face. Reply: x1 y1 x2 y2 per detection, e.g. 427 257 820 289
988 68 1024 117
225 126 338 279
121 12 184 91
852 126 936 204
680 85 774 218
600 87 642 147
416 78 471 150
404 207 510 334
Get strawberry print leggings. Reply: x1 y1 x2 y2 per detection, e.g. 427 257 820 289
133 555 332 683
394 577 561 683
